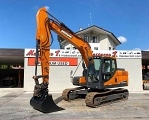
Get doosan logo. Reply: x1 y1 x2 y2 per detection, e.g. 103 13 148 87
61 30 72 38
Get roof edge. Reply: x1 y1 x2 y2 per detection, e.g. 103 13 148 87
76 25 121 45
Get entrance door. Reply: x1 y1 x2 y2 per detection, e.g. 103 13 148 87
0 65 24 88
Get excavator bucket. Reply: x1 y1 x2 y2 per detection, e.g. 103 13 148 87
30 94 64 113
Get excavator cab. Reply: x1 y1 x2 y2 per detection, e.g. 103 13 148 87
72 56 128 89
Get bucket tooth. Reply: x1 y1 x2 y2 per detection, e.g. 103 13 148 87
30 94 64 113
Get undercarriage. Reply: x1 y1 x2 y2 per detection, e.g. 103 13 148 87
62 87 129 107
30 83 129 113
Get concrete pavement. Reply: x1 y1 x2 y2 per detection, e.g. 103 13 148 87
0 89 149 120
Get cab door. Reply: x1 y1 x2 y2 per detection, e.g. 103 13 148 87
102 58 117 83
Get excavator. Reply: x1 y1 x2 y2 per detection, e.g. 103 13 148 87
30 7 129 113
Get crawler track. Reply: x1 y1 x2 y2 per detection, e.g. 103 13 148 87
62 87 129 108
62 87 84 101
85 88 128 107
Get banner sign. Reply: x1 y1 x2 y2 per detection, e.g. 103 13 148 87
28 57 78 66
93 50 142 58
25 49 142 59
25 49 81 58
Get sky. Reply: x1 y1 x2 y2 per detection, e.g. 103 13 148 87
0 0 149 50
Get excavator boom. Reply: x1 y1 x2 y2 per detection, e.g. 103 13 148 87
30 7 63 113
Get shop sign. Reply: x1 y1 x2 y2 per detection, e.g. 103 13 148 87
25 49 142 58
93 50 142 58
116 51 141 58
25 49 81 58
28 57 78 66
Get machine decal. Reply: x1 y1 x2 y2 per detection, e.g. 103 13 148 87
61 30 72 38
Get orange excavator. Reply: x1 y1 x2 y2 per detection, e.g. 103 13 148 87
30 7 129 113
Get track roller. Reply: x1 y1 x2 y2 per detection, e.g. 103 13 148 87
85 88 129 108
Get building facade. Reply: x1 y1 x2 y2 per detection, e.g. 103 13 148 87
24 49 143 92
23 26 143 92
58 25 121 51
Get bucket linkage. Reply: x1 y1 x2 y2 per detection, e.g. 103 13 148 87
30 77 64 113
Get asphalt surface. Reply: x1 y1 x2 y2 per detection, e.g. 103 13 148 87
0 89 149 120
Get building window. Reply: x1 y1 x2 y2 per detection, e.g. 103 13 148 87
84 36 89 42
93 36 97 43
94 47 98 50
113 48 115 50
66 47 70 50
109 47 111 50
73 47 76 50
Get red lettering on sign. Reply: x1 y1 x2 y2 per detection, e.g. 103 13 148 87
50 53 54 56
26 50 36 56
26 49 118 58
93 51 117 57
112 51 117 57
26 50 61 57
55 50 60 56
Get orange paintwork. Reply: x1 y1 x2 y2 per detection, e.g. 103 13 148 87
117 70 128 76
36 7 93 83
79 77 87 84
104 70 128 86
36 7 50 83
28 57 78 66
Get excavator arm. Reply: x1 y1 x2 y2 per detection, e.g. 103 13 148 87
34 7 93 85
33 7 95 95
37 7 93 66
30 7 94 113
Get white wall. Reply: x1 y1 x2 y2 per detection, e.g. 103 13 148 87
108 36 116 50
24 58 83 92
117 58 143 92
24 56 143 92
100 34 109 50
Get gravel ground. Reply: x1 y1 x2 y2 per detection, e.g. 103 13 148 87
0 89 149 120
